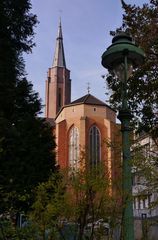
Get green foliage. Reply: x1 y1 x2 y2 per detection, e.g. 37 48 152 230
69 167 121 239
0 0 38 118
106 0 158 142
0 77 56 213
29 168 121 240
0 216 39 240
0 0 37 53
29 172 66 240
0 0 56 214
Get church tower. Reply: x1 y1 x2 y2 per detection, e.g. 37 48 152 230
45 19 71 119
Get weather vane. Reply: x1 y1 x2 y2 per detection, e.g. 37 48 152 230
87 82 91 94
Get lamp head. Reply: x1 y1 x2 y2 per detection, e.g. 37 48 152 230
101 32 145 77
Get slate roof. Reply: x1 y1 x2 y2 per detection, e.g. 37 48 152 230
71 94 107 106
52 19 66 68
55 94 116 119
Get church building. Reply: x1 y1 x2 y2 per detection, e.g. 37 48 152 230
45 20 121 182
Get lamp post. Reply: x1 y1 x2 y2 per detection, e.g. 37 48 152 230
101 33 145 240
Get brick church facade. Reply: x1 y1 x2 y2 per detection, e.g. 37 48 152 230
45 20 121 182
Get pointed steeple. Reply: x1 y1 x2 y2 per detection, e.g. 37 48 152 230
45 19 71 119
121 0 127 8
52 18 66 67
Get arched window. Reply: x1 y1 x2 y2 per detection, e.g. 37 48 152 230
89 125 101 167
69 126 79 171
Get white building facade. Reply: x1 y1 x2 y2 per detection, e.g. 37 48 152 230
132 133 158 240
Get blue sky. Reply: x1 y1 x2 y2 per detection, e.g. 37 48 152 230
25 0 147 114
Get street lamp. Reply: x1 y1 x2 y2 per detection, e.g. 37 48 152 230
101 32 145 240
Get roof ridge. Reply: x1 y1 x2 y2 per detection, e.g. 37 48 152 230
83 94 91 103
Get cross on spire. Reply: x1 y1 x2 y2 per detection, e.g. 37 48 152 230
87 82 91 94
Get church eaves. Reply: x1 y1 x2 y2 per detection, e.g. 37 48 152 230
52 19 66 68
70 94 116 111
55 94 116 119
71 94 108 107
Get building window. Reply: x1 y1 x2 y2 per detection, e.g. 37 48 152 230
132 174 136 186
142 143 150 158
89 125 101 167
133 197 137 209
69 126 79 171
141 213 147 219
133 194 152 210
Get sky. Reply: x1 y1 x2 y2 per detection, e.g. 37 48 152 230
25 0 147 115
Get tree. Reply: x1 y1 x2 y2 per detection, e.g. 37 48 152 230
0 0 56 214
106 0 158 145
0 0 37 118
29 167 121 240
29 172 66 240
1 79 56 213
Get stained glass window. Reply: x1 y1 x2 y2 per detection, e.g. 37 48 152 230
89 125 101 167
69 126 79 171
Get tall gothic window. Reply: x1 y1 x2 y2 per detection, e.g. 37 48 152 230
89 125 101 167
69 126 79 171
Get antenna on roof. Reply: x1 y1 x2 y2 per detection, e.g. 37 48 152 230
87 82 91 94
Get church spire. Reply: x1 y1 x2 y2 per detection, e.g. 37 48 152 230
45 19 71 119
52 19 66 67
